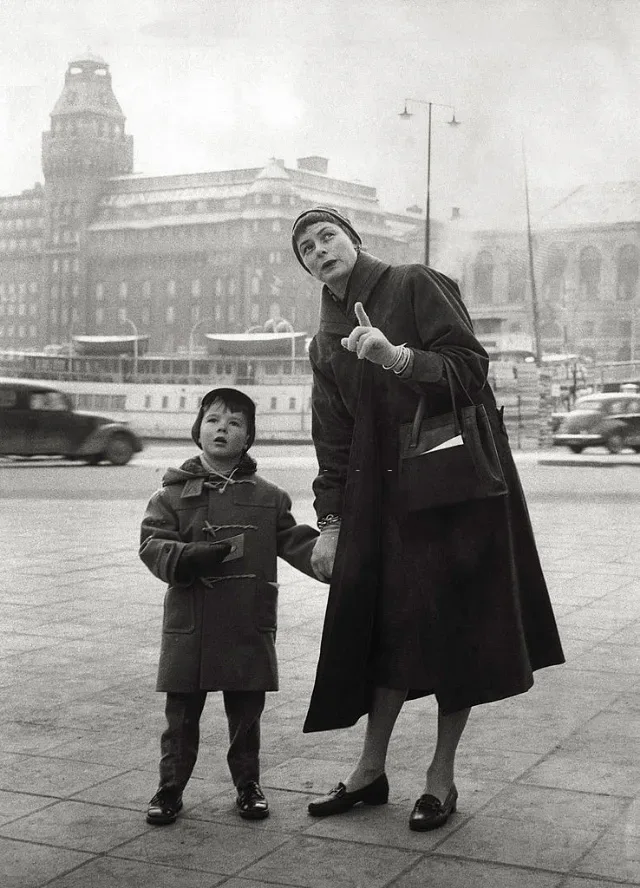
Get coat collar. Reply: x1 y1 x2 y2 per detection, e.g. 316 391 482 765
318 252 390 333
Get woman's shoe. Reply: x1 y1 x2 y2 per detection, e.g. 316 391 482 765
409 784 458 831
308 773 389 817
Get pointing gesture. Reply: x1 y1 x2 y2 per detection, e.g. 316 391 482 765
341 301 403 367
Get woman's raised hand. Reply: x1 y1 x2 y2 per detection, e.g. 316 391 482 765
341 302 401 366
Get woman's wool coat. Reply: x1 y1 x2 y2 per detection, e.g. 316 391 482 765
140 455 318 693
304 251 564 733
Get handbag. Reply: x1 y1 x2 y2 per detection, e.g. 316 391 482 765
398 355 508 511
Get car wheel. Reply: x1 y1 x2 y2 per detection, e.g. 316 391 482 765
104 433 135 466
632 446 640 454
605 433 625 454
568 445 583 454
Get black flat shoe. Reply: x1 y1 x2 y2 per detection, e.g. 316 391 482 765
146 788 183 825
308 773 389 817
409 784 458 831
237 781 270 820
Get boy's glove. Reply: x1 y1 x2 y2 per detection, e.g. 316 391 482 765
176 541 232 581
310 526 340 583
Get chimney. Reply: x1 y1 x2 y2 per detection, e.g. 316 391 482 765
297 156 328 174
451 207 461 220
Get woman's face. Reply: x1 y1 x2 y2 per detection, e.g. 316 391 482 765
295 221 358 294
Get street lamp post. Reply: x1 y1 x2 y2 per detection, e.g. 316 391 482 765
399 98 460 266
121 316 139 379
188 318 207 382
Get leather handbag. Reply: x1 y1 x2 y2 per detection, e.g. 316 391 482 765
398 356 508 511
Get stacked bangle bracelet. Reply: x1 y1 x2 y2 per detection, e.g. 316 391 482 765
382 344 412 375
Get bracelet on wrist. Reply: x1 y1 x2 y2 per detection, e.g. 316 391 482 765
317 513 342 531
382 345 404 371
392 347 412 376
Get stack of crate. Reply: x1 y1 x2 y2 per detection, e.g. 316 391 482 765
488 361 543 450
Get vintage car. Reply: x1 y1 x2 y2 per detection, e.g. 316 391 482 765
552 392 640 454
0 379 143 465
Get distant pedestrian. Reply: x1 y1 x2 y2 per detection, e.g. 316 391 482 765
292 206 565 831
139 387 318 825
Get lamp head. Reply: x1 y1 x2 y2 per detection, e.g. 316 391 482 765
399 103 413 120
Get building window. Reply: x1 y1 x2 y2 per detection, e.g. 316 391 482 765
117 307 126 322
28 281 38 295
228 304 235 322
579 247 602 302
250 303 260 322
119 281 128 299
73 258 79 272
29 325 37 338
179 396 186 409
270 397 277 410
191 304 200 323
166 305 175 323
214 304 222 322
616 244 639 302
215 278 223 297
289 397 296 410
142 280 151 298
167 279 176 297
142 306 150 325
191 279 201 298
96 283 104 301
162 396 169 409
96 307 104 326
473 251 494 304
63 258 70 273
251 276 260 296
144 395 152 409
52 259 59 273
18 326 26 338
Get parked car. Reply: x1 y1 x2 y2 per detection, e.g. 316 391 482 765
552 392 640 454
0 380 143 465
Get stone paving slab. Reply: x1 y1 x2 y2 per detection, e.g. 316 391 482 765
1 485 640 886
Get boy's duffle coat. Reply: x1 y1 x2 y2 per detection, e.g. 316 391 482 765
304 252 565 733
140 456 318 693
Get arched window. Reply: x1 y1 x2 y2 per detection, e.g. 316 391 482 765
616 244 639 302
507 254 527 304
473 251 493 304
541 244 567 302
578 247 602 302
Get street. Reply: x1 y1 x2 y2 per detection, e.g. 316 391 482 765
1 442 640 887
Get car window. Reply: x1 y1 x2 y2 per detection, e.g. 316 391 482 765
628 400 640 413
576 398 603 410
0 388 18 408
608 400 627 414
29 392 69 411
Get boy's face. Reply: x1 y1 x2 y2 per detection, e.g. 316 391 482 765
200 399 250 465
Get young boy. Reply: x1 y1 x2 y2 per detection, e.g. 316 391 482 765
140 387 318 825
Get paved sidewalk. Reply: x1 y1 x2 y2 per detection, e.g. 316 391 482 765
1 489 639 887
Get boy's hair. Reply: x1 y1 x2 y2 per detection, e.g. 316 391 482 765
191 387 256 449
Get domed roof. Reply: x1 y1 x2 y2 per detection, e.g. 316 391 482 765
249 159 293 194
68 52 108 67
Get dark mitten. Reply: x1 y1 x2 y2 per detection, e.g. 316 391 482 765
176 541 232 581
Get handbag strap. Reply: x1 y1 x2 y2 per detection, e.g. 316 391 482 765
408 354 475 449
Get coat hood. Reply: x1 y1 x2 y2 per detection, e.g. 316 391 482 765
161 453 257 487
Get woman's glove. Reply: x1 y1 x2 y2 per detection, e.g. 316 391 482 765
176 541 232 581
311 526 340 583
341 302 401 366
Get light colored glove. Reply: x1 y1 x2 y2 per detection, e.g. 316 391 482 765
311 526 340 583
341 301 400 366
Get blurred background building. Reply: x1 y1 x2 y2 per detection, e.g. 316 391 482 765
0 53 638 364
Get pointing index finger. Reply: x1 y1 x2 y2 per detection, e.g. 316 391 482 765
354 301 372 327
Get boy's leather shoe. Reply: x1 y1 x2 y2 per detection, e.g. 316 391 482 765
146 788 183 825
308 773 389 817
409 784 458 831
237 781 270 819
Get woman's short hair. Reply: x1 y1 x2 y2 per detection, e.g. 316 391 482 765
191 387 256 449
291 206 362 270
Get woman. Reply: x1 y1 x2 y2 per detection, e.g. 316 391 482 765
291 206 564 831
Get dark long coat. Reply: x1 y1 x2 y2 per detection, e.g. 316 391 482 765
304 251 564 733
140 455 318 693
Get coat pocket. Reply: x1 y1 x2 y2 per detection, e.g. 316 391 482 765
163 586 196 634
255 580 279 633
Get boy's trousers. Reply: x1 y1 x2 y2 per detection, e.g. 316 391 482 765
159 690 266 792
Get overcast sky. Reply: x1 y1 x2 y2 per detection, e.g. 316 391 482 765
1 0 638 225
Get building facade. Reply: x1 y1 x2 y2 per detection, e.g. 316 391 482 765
0 55 423 354
451 183 640 363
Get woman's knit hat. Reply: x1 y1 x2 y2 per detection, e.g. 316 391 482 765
291 206 362 272
191 387 256 449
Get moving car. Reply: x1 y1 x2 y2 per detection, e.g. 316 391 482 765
552 392 640 454
0 380 143 465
